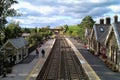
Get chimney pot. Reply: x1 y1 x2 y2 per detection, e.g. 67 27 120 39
105 17 111 24
114 15 118 23
100 18 104 24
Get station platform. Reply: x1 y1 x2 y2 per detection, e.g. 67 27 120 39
0 39 55 80
69 38 120 80
66 38 100 80
2 37 118 80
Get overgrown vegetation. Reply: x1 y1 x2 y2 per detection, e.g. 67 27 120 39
26 27 52 47
80 16 95 28
64 16 95 43
0 0 20 46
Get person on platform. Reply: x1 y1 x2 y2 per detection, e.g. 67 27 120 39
41 49 45 58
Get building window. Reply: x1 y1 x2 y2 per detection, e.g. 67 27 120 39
100 27 104 32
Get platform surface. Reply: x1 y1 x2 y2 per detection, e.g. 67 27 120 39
69 38 120 80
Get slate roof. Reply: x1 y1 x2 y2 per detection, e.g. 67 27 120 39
93 24 110 41
105 22 120 48
0 37 28 50
98 27 110 45
9 37 28 49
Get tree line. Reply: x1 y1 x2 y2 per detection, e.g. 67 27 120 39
0 0 95 47
0 0 52 47
0 0 19 46
64 16 95 43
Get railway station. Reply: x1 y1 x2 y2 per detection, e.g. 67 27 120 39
1 0 120 80
36 36 99 80
1 33 120 80
0 35 99 80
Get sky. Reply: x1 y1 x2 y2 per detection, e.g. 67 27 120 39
7 0 120 28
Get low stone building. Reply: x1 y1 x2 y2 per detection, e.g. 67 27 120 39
90 18 110 56
0 37 28 65
105 21 120 71
88 15 120 72
85 28 92 49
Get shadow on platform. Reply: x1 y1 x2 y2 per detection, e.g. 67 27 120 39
19 55 36 64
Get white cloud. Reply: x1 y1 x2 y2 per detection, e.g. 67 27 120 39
89 0 105 3
109 5 120 13
8 0 120 28
38 6 58 15
12 1 58 16
19 16 72 24
58 0 81 4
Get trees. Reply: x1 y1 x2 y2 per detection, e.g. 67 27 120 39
63 24 68 34
22 28 31 33
4 22 22 42
0 0 19 33
0 21 22 45
0 0 20 70
0 0 19 45
80 16 95 29
27 26 52 47
63 16 94 43
77 16 95 42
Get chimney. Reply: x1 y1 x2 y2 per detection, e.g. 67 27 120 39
100 18 104 24
105 17 111 24
114 15 118 23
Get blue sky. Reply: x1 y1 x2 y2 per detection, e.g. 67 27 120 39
7 0 120 28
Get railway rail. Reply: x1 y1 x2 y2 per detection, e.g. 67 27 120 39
36 37 88 80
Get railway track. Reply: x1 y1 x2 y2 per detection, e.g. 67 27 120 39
36 37 88 80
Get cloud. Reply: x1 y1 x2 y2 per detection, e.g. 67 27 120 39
12 1 57 15
109 4 120 13
88 7 112 17
10 15 77 27
8 0 120 28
